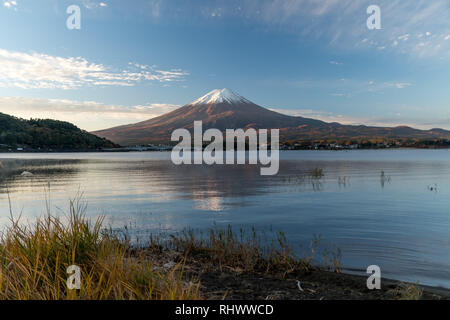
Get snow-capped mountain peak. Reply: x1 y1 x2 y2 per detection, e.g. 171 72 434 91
188 88 251 105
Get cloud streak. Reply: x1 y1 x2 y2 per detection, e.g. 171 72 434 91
82 0 108 10
0 49 189 90
283 78 413 96
143 0 450 59
245 0 450 58
271 107 450 130
3 0 17 10
0 96 180 131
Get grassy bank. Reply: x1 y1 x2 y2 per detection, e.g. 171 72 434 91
0 198 199 299
0 198 447 300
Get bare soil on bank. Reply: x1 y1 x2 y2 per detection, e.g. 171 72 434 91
138 247 450 300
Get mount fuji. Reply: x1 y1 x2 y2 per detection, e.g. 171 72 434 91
93 89 450 146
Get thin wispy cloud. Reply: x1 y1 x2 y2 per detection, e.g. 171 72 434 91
284 78 413 94
0 49 189 90
246 0 450 58
0 96 181 130
272 107 450 130
143 0 450 59
390 82 412 89
82 0 108 9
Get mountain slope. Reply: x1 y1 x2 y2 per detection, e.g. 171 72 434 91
0 112 118 150
93 89 329 145
93 89 450 145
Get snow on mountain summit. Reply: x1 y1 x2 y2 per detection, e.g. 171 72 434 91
188 88 251 105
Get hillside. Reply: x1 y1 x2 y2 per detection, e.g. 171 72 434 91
0 112 118 151
93 89 450 146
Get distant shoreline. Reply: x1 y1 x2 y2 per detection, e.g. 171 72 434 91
1 145 450 154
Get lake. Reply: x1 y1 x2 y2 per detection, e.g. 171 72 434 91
1 149 450 288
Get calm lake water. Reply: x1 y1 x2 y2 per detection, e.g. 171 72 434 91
1 149 450 288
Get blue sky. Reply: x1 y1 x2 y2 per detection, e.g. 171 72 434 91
0 0 450 131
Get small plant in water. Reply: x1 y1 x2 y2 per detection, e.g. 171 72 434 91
322 245 342 273
311 168 324 179
338 176 350 187
380 170 391 188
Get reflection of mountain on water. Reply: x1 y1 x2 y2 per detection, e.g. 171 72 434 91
0 158 333 212
0 159 276 212
192 191 224 212
1 157 411 213
122 162 278 212
97 161 333 211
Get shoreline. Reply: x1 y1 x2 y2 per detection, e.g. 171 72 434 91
140 244 450 300
0 204 447 300
2 145 450 154
0 147 450 154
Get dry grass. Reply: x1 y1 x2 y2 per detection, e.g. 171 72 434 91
0 193 342 300
0 196 199 300
155 227 340 278
393 283 424 300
